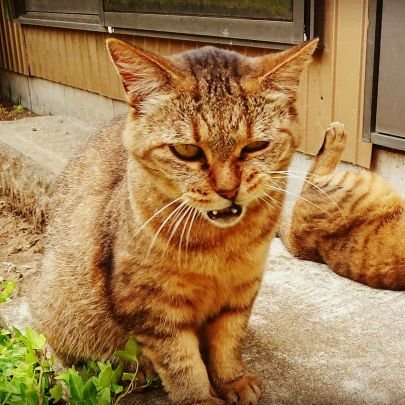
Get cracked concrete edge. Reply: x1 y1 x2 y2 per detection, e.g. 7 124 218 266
0 141 55 232
0 296 33 332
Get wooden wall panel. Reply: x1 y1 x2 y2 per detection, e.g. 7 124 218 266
23 26 124 100
295 0 372 165
0 2 29 74
301 0 337 155
333 0 371 164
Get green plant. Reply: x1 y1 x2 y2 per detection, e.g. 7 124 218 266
55 361 124 404
13 104 24 112
0 285 158 403
0 280 15 303
0 326 54 404
0 326 158 405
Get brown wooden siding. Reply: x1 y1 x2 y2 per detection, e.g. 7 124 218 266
297 0 372 166
0 1 29 75
0 0 372 166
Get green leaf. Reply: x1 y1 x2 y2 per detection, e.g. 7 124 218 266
80 364 91 382
146 375 160 386
83 380 98 405
122 372 135 381
115 351 137 362
125 337 141 358
0 280 15 303
97 361 107 372
49 382 64 402
111 383 124 394
96 387 111 405
12 326 24 340
87 360 98 372
25 328 46 350
111 364 123 384
0 380 19 394
25 349 39 364
68 370 85 400
24 389 40 405
55 371 69 383
98 364 113 388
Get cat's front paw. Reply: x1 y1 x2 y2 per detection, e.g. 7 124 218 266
325 122 347 152
219 374 262 405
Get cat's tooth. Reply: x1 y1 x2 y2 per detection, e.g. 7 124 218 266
212 210 218 216
231 208 238 214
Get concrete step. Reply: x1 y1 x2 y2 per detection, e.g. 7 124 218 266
0 116 94 230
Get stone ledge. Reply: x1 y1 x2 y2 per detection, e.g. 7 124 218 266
0 142 53 231
0 115 93 231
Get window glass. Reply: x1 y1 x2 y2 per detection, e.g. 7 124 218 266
103 0 293 22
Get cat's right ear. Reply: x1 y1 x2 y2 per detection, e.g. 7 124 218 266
106 39 188 108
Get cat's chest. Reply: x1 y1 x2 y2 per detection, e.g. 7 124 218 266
161 257 264 324
114 238 268 326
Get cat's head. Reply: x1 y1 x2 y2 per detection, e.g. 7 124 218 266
107 38 317 228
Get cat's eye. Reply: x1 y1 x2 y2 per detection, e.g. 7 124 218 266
170 144 204 162
241 141 270 157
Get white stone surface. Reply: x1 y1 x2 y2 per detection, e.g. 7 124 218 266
0 116 95 175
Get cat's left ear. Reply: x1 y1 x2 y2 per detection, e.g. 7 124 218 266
243 38 319 95
106 38 189 108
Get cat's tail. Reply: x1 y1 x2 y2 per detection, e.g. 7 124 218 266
279 122 347 257
303 122 347 192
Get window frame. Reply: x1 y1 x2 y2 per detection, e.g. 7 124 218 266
12 0 105 32
13 0 316 50
363 0 405 151
104 1 304 47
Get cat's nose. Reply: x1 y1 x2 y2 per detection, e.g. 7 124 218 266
217 187 239 200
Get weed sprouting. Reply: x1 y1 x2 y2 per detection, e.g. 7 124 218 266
0 281 158 404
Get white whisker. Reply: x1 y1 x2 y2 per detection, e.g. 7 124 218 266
259 195 282 210
270 172 345 219
162 203 190 259
265 184 328 214
145 200 188 259
132 196 184 242
185 209 199 260
178 207 194 267
269 170 323 180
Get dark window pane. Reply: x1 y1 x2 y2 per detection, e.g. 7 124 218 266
103 0 293 21
25 0 99 14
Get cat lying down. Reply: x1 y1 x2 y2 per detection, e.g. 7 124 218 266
281 122 405 290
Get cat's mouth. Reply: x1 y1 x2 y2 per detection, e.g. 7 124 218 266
206 203 243 227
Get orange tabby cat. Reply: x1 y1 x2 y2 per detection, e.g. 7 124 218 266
30 38 318 404
282 122 405 290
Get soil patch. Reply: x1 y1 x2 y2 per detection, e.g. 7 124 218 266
0 206 42 299
0 98 37 121
0 98 42 298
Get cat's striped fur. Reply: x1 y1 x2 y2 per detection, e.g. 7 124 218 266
30 38 318 404
282 122 405 290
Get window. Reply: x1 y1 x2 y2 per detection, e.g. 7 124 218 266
13 0 105 31
363 0 405 151
14 0 316 49
104 0 294 20
102 0 309 47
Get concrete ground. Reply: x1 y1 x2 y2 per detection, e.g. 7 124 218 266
1 116 404 404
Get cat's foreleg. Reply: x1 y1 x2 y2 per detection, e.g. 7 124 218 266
140 330 224 404
307 122 347 179
204 309 262 405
